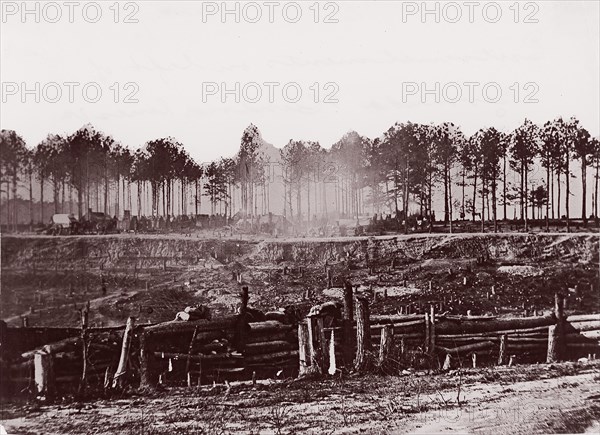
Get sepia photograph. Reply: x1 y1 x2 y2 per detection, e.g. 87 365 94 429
1 1 599 433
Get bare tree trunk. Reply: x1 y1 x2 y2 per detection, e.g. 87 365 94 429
29 170 33 229
546 164 550 231
503 155 507 220
581 159 587 227
11 168 18 231
594 161 599 227
557 172 561 221
566 154 570 233
472 171 478 222
40 176 45 224
524 164 529 231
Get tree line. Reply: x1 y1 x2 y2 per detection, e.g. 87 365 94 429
1 117 599 233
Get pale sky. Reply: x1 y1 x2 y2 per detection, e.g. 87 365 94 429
1 0 599 164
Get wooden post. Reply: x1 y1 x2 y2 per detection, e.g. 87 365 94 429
104 367 112 389
113 316 136 389
554 293 565 360
546 325 559 363
354 296 372 372
316 317 328 373
139 330 156 389
378 325 394 371
399 336 405 358
298 322 310 377
328 329 337 375
442 353 451 371
498 334 507 365
79 301 90 392
472 353 477 368
185 326 199 384
306 316 322 375
429 305 436 355
34 351 54 397
343 282 354 321
342 282 354 369
235 286 249 350
424 312 430 353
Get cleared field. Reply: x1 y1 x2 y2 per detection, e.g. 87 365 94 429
1 233 599 327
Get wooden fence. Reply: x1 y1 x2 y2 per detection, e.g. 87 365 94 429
299 289 600 376
1 289 599 398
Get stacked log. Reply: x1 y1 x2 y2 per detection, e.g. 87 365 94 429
564 314 600 357
4 330 123 396
140 317 298 387
435 315 556 361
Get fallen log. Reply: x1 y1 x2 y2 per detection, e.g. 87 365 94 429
444 315 497 321
436 325 551 339
565 342 600 348
21 337 80 359
152 351 243 361
565 321 600 332
144 316 238 335
245 341 295 355
435 315 556 335
566 314 600 323
435 341 495 355
244 350 299 364
565 333 600 342
578 330 600 339
246 331 292 344
370 314 425 324
508 344 547 351
248 321 293 333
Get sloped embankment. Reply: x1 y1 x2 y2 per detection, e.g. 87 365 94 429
252 233 599 265
0 235 255 271
1 233 598 272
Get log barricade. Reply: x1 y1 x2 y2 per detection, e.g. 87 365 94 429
304 298 600 376
2 303 599 397
136 316 300 388
1 315 300 396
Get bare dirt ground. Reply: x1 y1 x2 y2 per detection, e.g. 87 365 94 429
1 233 599 434
1 361 599 434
